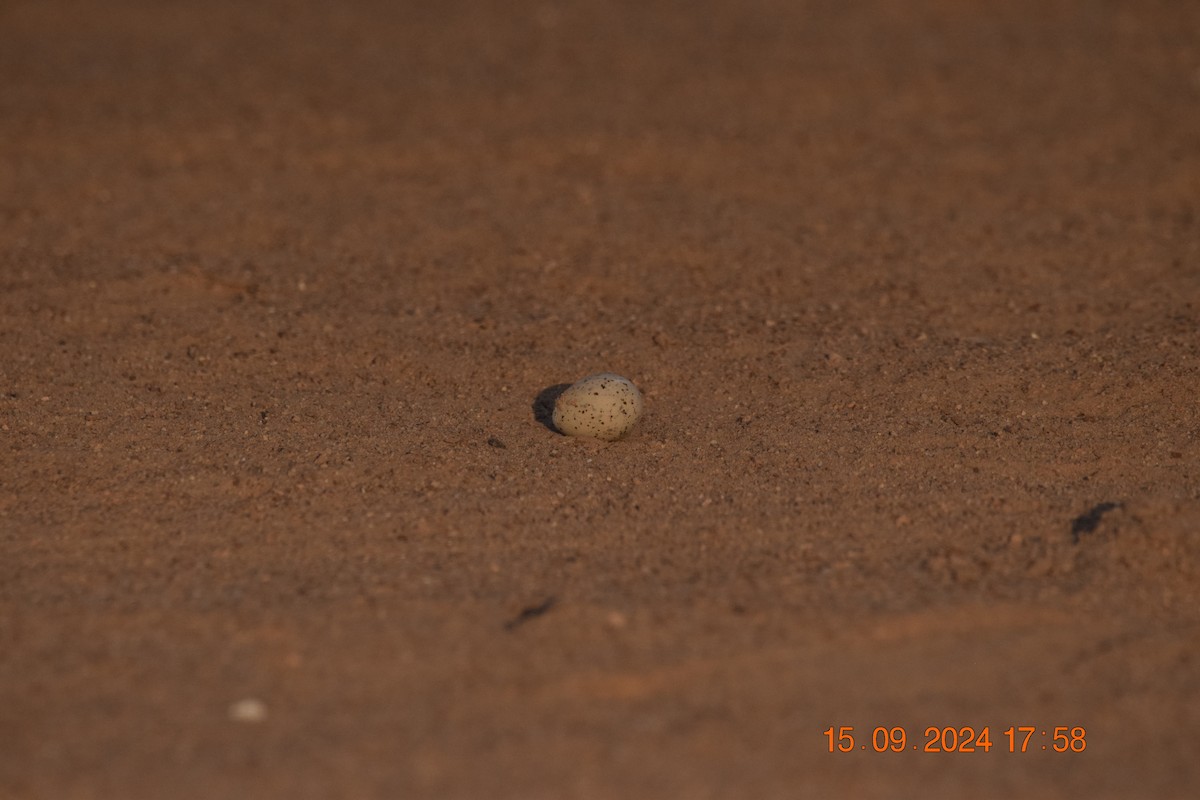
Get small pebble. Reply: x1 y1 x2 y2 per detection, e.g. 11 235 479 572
228 698 268 723
552 373 644 441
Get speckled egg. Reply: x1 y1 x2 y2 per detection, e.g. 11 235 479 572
552 373 644 441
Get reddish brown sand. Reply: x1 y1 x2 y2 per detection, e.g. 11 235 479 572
2 1 1199 797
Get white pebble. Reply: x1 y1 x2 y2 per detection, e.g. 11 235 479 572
552 373 644 441
228 698 268 723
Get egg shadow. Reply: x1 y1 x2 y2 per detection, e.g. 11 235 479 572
533 383 571 434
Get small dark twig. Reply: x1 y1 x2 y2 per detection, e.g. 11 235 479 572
1071 501 1122 544
504 596 557 631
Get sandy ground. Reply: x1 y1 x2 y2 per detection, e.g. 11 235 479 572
2 1 1199 797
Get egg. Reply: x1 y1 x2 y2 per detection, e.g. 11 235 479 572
552 373 644 441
